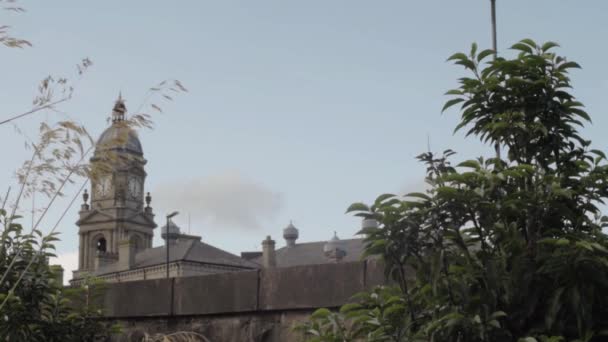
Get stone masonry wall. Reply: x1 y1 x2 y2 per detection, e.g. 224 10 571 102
100 260 386 341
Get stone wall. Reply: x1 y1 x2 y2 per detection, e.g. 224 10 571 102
101 259 386 341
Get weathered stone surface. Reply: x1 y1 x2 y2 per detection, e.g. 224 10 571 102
259 261 365 310
100 261 391 341
173 270 259 315
103 278 172 317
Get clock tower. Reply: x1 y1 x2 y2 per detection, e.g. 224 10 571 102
75 95 156 273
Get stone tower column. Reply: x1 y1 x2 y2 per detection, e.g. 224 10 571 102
75 96 156 275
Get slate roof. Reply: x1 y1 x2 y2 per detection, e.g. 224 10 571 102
135 238 259 268
94 237 258 275
252 238 366 268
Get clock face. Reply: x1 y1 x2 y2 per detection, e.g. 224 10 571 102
128 175 142 200
94 175 112 198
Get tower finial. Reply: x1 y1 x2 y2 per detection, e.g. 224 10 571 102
111 93 127 123
81 189 90 211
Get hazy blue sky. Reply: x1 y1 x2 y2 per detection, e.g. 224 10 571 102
2 1 608 281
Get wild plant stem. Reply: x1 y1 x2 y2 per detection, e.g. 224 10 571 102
0 145 93 287
1 187 9 210
0 97 70 126
0 148 38 255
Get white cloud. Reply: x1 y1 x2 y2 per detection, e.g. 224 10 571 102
152 171 284 231
50 250 78 285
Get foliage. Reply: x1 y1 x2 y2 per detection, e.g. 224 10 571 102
0 210 119 341
137 331 211 342
300 40 608 341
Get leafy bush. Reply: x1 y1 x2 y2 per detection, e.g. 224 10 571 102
300 40 608 342
0 210 118 341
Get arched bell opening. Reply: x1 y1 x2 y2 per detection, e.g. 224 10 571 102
96 237 107 253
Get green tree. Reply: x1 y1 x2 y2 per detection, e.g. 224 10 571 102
300 40 608 342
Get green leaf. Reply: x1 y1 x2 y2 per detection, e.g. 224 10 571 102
442 98 465 113
436 186 458 197
589 149 606 160
477 49 495 62
457 159 481 170
558 61 581 70
346 202 369 213
520 38 538 48
311 308 331 319
405 192 431 201
444 89 463 95
374 193 397 206
447 52 467 62
470 42 478 57
455 59 476 70
541 41 560 51
339 303 362 313
570 108 591 122
511 43 533 54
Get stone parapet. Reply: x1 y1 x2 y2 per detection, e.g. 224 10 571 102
173 270 259 315
97 260 389 319
100 260 394 341
259 262 365 310
103 278 173 317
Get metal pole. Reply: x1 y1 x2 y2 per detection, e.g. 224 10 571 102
166 215 169 279
490 0 501 161
491 0 497 54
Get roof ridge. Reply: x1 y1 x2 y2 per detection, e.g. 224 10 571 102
181 239 197 259
276 237 364 248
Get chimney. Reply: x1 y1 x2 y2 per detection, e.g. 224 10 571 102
118 239 135 270
262 236 276 268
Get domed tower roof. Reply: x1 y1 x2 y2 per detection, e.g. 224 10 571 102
283 221 299 247
323 231 347 261
94 95 143 157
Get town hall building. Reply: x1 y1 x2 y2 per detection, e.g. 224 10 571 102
70 97 367 285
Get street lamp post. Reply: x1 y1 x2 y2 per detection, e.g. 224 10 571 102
166 211 179 279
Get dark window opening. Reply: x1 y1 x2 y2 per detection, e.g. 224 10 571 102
96 238 107 253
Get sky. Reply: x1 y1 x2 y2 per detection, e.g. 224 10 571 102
2 1 608 283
